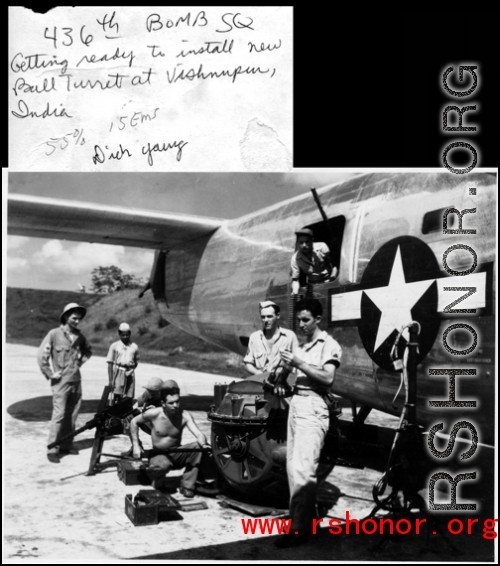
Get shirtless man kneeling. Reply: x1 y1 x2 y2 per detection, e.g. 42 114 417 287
130 379 212 498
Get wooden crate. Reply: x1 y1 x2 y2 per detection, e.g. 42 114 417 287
117 460 150 486
125 491 183 526
137 489 182 521
125 494 159 526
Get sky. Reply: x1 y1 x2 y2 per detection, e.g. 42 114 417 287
6 170 359 291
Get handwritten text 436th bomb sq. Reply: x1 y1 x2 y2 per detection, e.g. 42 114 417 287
9 7 292 171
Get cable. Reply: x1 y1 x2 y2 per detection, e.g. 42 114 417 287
372 321 421 511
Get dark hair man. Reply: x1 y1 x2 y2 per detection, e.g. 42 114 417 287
276 299 342 547
243 301 298 376
130 379 212 498
290 228 338 295
38 303 92 464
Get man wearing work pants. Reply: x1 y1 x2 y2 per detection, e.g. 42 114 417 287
276 298 342 547
38 303 92 463
130 380 217 498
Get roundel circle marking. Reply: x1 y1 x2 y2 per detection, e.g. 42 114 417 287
358 236 441 371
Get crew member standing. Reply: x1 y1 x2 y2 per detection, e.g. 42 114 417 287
38 302 92 463
290 228 338 295
276 298 341 547
243 301 298 376
106 323 140 404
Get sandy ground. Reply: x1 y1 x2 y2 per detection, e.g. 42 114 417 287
3 344 497 563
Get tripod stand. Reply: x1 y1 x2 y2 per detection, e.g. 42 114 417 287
367 323 462 556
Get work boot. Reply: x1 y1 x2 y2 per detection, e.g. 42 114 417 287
316 503 329 519
59 448 79 455
194 481 219 497
179 486 195 498
47 453 61 464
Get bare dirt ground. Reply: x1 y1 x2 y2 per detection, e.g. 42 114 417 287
3 344 497 563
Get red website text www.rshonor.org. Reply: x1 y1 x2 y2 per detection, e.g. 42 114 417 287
240 512 498 540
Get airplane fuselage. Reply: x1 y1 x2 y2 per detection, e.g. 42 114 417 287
158 172 496 447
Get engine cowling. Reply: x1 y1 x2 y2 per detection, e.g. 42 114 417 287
208 376 337 504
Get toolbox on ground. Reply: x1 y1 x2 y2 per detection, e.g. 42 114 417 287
125 490 182 526
117 459 151 486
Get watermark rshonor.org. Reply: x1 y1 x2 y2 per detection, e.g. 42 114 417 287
240 514 498 539
427 63 481 511
441 64 480 175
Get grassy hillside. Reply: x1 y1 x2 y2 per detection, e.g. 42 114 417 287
6 288 102 343
6 287 245 377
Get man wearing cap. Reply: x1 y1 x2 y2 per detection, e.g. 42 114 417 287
290 228 338 295
130 379 214 497
244 301 299 377
106 323 140 404
38 303 92 463
136 377 163 410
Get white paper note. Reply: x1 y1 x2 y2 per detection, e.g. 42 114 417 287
9 6 293 172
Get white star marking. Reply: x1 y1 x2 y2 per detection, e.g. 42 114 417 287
330 250 487 357
364 246 434 353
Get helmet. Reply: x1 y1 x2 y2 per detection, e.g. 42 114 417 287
143 377 163 391
60 303 87 324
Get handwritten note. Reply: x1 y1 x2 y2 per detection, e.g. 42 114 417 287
8 6 292 171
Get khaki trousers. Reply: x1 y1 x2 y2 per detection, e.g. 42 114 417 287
47 381 82 454
287 395 329 535
147 442 203 490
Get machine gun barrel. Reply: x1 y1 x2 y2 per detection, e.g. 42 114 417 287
150 447 209 454
47 418 98 450
47 396 135 450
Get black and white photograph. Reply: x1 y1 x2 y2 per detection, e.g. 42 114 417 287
4 6 499 565
4 170 497 562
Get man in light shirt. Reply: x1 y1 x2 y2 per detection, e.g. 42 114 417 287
276 298 342 547
38 302 92 463
243 301 298 376
106 322 140 405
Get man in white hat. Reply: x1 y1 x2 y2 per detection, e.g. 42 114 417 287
244 301 298 377
38 303 92 463
106 322 140 405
